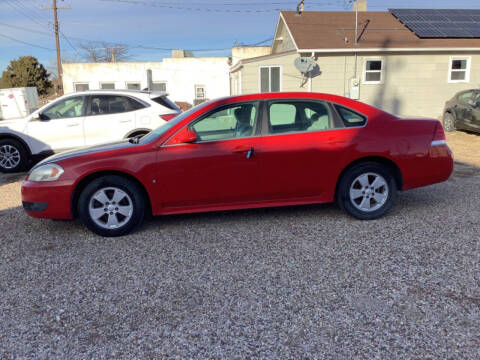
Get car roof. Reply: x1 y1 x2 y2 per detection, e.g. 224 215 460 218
210 92 377 110
62 89 168 100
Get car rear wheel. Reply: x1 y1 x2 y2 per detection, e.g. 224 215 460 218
78 175 145 237
0 139 28 173
337 162 397 220
443 112 456 132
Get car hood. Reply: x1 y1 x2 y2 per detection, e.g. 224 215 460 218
0 117 29 131
31 140 135 170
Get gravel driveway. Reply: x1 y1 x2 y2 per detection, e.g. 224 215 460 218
0 133 479 359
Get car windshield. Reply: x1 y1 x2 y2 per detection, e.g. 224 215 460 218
139 101 211 144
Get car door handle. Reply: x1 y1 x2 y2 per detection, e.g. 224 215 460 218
67 123 79 127
232 146 254 159
119 119 132 123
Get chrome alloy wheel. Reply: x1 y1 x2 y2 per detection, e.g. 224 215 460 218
349 172 389 212
0 144 21 170
88 187 133 229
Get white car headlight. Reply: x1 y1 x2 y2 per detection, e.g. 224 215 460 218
28 163 64 182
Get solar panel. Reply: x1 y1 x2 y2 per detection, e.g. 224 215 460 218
390 8 480 38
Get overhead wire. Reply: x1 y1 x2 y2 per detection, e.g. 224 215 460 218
0 33 56 51
98 0 343 12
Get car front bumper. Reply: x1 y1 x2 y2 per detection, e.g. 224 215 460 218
21 180 74 219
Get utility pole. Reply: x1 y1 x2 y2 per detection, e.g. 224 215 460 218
354 0 358 45
42 0 70 95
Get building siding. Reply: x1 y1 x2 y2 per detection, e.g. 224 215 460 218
272 18 296 54
63 58 231 105
236 51 480 118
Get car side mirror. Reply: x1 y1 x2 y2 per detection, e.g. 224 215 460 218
168 127 197 145
475 100 480 108
32 113 48 121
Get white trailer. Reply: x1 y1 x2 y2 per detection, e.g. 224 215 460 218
0 87 39 120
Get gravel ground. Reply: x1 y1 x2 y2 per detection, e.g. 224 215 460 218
0 132 479 359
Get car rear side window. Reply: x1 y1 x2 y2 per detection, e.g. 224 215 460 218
152 96 178 110
267 100 336 135
128 98 147 110
89 95 140 116
335 105 367 127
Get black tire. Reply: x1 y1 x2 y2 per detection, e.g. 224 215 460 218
336 162 397 220
443 112 456 132
77 175 145 237
0 138 28 173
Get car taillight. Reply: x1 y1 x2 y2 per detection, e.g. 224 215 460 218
431 122 446 146
160 114 177 121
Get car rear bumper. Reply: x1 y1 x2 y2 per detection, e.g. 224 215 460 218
402 143 454 190
21 180 74 219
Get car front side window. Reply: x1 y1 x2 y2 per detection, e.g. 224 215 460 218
190 102 258 142
42 97 85 120
457 91 473 104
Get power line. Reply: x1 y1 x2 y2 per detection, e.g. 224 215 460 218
0 33 56 51
5 0 51 30
0 22 53 36
99 0 343 12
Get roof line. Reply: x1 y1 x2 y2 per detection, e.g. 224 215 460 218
230 50 297 71
299 47 480 53
279 12 299 51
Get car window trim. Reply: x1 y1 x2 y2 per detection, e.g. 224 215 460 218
162 99 368 148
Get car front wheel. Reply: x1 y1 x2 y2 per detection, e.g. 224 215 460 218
443 112 456 132
0 139 28 173
337 162 397 220
77 175 145 237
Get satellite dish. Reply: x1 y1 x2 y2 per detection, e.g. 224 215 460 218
294 57 317 74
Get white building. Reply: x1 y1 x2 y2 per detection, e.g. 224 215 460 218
62 51 231 106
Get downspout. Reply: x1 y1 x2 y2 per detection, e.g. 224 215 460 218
309 51 314 92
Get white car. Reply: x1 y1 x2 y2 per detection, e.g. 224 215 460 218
0 90 180 172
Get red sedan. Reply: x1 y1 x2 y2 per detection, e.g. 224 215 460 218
22 93 453 237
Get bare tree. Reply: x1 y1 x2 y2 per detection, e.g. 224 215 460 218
79 42 132 63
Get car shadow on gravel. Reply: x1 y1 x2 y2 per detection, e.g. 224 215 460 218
0 172 27 186
141 202 339 231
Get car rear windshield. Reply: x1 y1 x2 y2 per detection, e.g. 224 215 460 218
152 96 179 110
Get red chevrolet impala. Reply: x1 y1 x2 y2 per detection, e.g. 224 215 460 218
21 93 453 237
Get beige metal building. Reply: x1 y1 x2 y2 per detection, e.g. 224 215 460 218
230 9 480 118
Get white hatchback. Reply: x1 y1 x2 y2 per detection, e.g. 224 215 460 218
0 90 181 172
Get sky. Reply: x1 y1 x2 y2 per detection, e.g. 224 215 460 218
1 0 480 75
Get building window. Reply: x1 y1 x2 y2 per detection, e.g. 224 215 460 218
449 58 470 83
100 82 115 90
126 82 141 90
152 82 167 92
74 83 89 92
195 85 206 99
364 60 383 84
260 66 280 93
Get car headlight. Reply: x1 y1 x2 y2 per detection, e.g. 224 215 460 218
28 163 64 182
